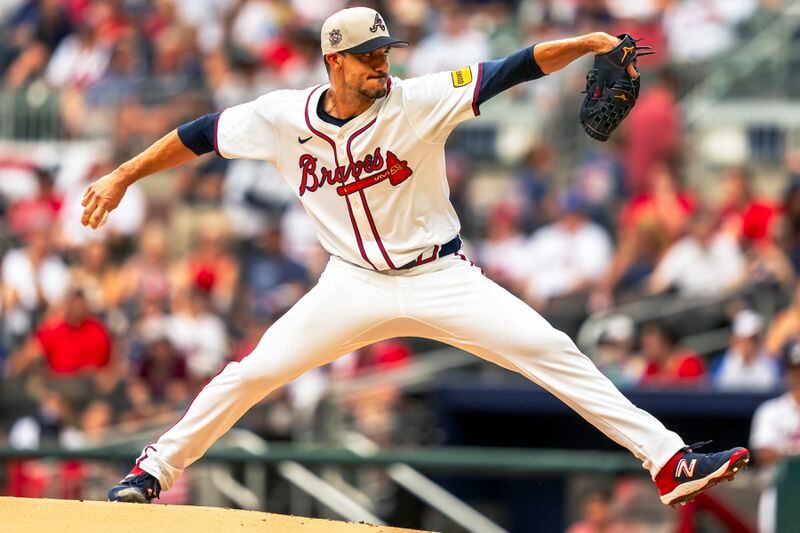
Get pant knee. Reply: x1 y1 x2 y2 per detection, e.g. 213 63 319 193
519 326 578 357
551 328 582 354
234 357 296 389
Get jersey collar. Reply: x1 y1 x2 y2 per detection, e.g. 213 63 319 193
305 82 387 140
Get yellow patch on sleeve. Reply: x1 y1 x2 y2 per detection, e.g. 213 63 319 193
450 66 473 88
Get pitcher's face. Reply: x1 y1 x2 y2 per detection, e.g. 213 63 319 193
337 46 391 99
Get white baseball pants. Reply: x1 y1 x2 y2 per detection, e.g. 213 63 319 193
138 254 685 490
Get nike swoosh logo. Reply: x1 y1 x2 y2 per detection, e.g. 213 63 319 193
298 136 312 144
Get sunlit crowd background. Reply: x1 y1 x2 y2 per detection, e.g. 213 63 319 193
2 1 800 531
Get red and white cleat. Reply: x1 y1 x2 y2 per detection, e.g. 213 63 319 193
655 441 750 507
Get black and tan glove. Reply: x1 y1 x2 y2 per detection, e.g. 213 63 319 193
579 34 654 142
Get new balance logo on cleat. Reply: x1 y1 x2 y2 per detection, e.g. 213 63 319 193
675 458 697 477
655 441 750 507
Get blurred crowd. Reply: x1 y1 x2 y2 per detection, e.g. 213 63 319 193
0 0 788 139
1 0 800 523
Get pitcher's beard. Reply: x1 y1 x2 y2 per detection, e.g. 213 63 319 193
352 76 388 100
358 86 387 99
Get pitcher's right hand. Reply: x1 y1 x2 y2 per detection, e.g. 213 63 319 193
81 171 128 229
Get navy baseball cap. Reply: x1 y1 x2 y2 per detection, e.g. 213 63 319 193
321 7 408 55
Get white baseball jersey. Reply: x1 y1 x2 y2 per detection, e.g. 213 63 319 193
751 392 800 460
215 65 483 271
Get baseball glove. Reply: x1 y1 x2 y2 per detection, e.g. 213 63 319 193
579 34 654 142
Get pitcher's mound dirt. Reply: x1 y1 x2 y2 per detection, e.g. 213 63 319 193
0 497 430 532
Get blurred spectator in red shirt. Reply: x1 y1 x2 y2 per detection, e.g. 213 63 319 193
85 0 132 46
173 215 239 313
619 163 696 244
6 288 111 377
638 322 706 387
715 166 778 244
356 340 412 374
7 168 63 237
623 69 680 196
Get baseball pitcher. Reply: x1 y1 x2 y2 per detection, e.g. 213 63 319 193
80 7 749 508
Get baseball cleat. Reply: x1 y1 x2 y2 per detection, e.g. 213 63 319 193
108 466 162 503
654 441 750 507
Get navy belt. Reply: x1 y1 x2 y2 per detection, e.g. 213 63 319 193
398 236 462 270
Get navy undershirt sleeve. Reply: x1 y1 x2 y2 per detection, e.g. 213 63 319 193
476 45 545 107
177 112 220 156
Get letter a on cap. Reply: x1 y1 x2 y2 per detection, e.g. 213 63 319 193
370 14 386 33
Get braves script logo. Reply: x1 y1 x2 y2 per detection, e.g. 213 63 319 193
369 14 386 33
298 148 412 196
675 458 697 478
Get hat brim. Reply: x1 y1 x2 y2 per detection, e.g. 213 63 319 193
344 36 409 54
